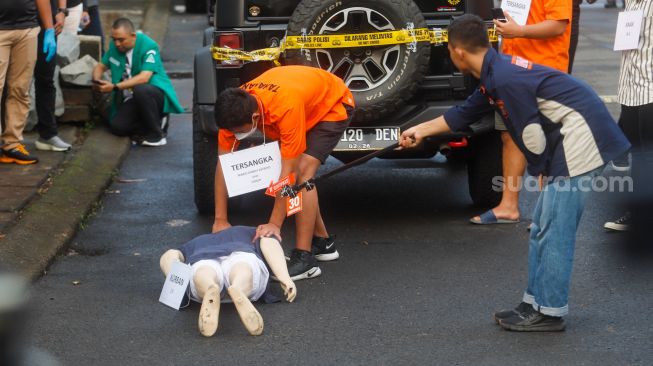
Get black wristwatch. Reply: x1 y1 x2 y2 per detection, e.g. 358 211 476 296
113 84 119 91
57 8 69 16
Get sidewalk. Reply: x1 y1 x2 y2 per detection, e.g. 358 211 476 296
0 0 172 279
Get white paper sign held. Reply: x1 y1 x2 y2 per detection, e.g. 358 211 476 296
220 142 282 197
502 0 533 26
159 261 192 310
614 10 644 51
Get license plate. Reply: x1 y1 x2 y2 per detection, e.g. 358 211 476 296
333 127 400 151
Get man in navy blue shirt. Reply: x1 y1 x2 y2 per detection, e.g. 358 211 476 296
400 14 630 331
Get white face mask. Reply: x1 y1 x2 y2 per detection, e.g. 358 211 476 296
234 120 257 141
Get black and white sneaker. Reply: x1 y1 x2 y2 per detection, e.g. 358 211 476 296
493 302 533 324
312 235 339 262
498 306 565 332
285 249 321 281
604 212 631 232
141 137 167 147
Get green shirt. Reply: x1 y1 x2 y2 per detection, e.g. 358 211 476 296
102 32 184 120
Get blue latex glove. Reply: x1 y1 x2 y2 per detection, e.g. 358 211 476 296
43 28 56 63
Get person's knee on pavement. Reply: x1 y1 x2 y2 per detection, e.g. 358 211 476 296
194 265 223 299
108 122 131 137
159 249 184 276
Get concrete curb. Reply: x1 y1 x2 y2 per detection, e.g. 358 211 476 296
0 127 130 279
0 0 172 280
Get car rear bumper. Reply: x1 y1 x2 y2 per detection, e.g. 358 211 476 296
196 99 495 160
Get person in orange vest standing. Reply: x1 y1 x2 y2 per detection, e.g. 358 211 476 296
471 0 573 225
213 65 355 281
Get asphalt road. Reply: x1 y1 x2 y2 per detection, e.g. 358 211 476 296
24 6 653 366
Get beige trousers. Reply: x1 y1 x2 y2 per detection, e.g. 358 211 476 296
0 27 40 150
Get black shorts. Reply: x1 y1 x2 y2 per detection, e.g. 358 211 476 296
304 104 353 163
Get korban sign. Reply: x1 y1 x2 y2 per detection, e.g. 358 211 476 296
220 142 282 197
159 261 192 310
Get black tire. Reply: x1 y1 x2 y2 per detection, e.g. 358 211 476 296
192 92 244 216
467 131 503 208
286 0 430 123
192 92 217 215
185 0 206 14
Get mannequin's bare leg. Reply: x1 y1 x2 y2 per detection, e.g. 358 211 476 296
227 262 264 336
159 249 185 276
194 265 223 337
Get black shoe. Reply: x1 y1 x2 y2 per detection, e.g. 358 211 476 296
493 302 533 324
312 235 339 262
604 212 631 232
285 249 321 281
498 306 566 332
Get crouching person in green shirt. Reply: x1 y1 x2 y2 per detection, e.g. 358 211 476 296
92 18 183 146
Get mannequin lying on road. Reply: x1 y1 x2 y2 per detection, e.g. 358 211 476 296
159 226 296 337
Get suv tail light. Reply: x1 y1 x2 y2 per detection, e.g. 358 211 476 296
214 32 243 67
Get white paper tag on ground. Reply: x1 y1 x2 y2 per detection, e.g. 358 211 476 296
219 142 282 197
502 0 532 26
159 261 192 310
614 10 644 51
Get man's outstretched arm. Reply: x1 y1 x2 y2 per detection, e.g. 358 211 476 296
399 115 452 149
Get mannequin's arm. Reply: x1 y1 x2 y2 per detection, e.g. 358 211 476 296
160 249 185 276
260 238 296 302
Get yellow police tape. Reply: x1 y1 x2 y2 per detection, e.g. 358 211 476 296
211 28 498 63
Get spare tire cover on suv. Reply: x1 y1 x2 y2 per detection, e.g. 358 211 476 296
286 0 430 123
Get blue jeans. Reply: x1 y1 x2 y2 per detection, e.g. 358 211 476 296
523 167 604 317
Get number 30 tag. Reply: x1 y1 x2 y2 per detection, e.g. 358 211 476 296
286 191 303 216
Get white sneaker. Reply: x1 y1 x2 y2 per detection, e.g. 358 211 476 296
35 136 72 151
608 153 631 172
604 212 631 232
141 137 167 147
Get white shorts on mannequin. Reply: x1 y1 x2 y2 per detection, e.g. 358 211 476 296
189 252 269 303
